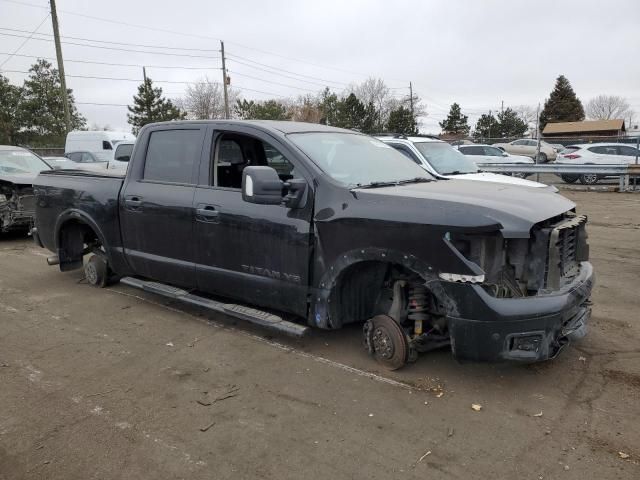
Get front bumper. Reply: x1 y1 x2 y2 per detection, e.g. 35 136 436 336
442 262 594 362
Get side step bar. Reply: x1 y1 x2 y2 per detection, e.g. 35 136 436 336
120 277 309 337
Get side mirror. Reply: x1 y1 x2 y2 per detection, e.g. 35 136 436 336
242 166 307 208
115 155 130 162
242 166 284 205
502 152 509 157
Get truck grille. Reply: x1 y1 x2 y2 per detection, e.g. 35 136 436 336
546 215 587 290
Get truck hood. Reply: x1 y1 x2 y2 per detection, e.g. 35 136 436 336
0 171 39 186
351 179 575 238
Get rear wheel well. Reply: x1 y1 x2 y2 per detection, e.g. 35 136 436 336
57 219 102 272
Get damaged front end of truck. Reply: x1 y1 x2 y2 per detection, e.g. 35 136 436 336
309 180 594 370
0 181 37 232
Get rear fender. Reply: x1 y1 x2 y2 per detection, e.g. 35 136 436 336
54 209 110 271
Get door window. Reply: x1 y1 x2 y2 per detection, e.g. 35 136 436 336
66 152 82 162
483 146 505 156
460 146 484 155
143 129 201 184
513 140 527 146
81 152 95 163
214 133 296 188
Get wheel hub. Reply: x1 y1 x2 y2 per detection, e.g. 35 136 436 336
372 327 395 359
85 263 98 284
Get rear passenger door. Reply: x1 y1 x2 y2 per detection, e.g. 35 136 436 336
120 126 206 288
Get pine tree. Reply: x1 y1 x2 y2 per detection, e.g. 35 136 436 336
0 74 22 144
539 75 584 131
386 106 418 135
18 59 85 145
127 77 186 134
473 113 499 140
439 103 470 135
234 99 289 120
334 93 366 130
496 108 528 137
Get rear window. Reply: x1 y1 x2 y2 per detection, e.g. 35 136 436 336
143 130 201 184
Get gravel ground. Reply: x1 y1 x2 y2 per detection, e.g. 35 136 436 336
0 190 639 479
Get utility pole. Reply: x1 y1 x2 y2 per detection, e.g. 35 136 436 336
220 41 230 119
142 66 151 120
49 0 71 133
409 82 414 115
535 102 541 182
487 110 492 141
501 100 504 116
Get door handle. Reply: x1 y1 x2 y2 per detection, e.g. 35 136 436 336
196 205 219 218
124 196 142 208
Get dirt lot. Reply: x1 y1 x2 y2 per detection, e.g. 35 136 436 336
1 191 639 480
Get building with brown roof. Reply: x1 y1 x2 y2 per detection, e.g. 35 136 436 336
542 119 626 138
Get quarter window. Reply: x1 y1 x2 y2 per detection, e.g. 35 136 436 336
618 146 639 156
143 129 201 184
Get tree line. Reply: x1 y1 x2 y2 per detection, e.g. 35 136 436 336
0 60 634 146
130 75 424 136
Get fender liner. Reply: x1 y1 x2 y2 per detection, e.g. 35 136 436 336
310 247 458 329
54 209 111 271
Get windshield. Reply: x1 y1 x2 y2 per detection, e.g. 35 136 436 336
288 132 433 187
0 149 51 174
413 142 479 175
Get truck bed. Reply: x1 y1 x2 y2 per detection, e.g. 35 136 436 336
34 169 125 254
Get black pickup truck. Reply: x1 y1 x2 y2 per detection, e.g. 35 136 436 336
32 120 594 369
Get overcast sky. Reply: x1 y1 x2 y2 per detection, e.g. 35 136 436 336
1 0 639 133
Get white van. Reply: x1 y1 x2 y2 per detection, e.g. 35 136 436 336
65 131 136 156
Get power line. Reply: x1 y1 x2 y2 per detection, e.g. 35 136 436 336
227 53 349 87
228 57 338 89
0 51 219 70
0 14 49 68
228 70 317 93
0 0 407 83
0 31 220 58
0 26 219 53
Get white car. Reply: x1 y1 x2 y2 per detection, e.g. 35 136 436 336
493 138 557 162
107 141 135 171
457 144 534 178
64 151 111 172
376 135 554 190
556 143 640 185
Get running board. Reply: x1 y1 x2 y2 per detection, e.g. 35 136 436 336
120 277 308 337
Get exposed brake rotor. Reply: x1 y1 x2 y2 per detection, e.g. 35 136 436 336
363 314 409 370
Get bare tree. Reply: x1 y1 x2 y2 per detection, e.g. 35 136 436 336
286 94 324 123
585 95 633 121
513 105 537 126
181 77 238 120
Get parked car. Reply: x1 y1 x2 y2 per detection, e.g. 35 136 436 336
65 130 135 155
33 120 593 370
493 139 557 162
0 145 52 232
556 143 640 185
107 141 135 171
64 151 111 171
377 136 552 189
457 144 534 178
43 156 77 169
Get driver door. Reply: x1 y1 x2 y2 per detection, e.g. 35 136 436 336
193 126 313 317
